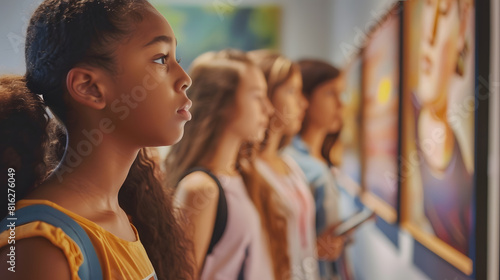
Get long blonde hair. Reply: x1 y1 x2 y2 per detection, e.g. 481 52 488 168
248 49 301 150
165 49 290 279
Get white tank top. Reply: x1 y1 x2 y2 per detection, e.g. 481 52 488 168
200 174 274 280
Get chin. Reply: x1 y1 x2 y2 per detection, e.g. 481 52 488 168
169 131 185 145
158 127 184 146
285 123 301 136
417 74 439 104
250 130 266 143
328 121 343 134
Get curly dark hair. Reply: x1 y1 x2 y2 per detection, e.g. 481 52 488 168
0 75 50 218
2 0 195 279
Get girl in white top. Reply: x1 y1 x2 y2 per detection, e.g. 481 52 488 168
249 50 323 280
165 49 290 279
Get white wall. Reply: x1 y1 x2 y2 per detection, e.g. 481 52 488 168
0 0 43 74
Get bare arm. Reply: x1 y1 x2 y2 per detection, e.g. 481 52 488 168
0 237 71 279
174 171 219 275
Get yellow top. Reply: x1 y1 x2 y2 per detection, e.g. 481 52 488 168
0 199 157 280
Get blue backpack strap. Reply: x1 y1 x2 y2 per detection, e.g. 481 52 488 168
0 204 103 280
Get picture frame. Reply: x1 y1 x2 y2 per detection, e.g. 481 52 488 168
359 3 403 224
399 0 477 275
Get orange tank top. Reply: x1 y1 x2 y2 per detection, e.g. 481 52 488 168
0 199 157 280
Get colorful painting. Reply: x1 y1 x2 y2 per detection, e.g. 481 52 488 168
400 0 475 275
154 4 281 70
335 53 363 185
360 7 401 223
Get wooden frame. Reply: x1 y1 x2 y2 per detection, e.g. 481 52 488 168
399 0 477 275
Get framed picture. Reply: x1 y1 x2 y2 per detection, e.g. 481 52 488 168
360 3 402 224
154 4 281 70
332 51 363 187
400 0 476 275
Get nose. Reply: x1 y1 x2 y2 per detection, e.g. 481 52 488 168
334 93 342 110
300 93 309 110
264 96 275 117
176 66 192 93
427 0 441 46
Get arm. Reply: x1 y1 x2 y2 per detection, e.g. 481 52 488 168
0 237 71 279
174 171 219 275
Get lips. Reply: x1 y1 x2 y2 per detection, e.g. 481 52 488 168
177 100 192 121
421 55 433 75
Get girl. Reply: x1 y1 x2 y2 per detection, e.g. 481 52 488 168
165 49 289 280
284 60 346 280
248 50 318 280
249 50 344 280
0 1 194 279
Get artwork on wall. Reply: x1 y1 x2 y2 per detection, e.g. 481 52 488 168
332 52 363 187
154 4 281 70
360 4 402 224
400 0 475 275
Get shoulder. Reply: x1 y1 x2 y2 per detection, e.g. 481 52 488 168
0 220 82 279
175 171 220 209
284 150 324 183
177 171 219 194
0 236 72 280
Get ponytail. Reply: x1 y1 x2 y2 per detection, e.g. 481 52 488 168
0 75 51 218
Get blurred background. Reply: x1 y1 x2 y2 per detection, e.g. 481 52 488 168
0 0 498 279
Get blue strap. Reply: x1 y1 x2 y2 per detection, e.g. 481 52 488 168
0 204 103 280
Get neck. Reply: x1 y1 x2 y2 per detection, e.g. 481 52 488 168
260 127 284 161
205 130 243 176
301 124 328 162
41 127 139 212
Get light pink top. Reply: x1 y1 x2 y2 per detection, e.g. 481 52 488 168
256 155 320 280
200 174 274 280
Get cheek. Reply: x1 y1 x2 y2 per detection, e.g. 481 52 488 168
305 101 324 126
278 98 296 121
231 102 260 133
439 38 458 80
128 90 180 143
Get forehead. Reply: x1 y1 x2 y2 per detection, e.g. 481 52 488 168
313 78 342 95
240 64 267 89
245 65 265 81
127 6 176 47
289 70 302 84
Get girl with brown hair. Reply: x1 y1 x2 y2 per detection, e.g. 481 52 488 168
249 50 346 280
0 1 194 279
165 49 290 280
284 59 347 280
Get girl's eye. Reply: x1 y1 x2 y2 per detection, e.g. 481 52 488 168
154 55 167 65
176 58 181 64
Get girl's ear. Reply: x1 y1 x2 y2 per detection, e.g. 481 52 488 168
65 67 108 110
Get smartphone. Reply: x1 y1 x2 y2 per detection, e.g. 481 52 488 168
333 208 375 236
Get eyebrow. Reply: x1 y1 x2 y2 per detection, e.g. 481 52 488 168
143 35 177 48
